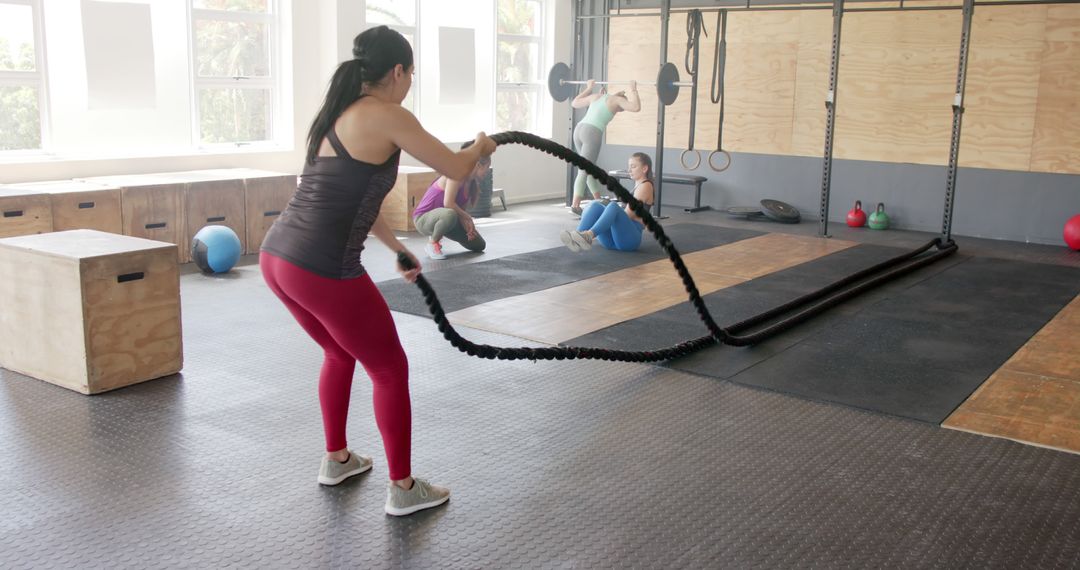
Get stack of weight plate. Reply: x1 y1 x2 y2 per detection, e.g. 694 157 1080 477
724 199 801 224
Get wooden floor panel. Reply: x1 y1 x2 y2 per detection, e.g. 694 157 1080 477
448 234 855 345
944 294 1080 454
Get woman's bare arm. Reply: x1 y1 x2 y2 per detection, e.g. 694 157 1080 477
572 80 601 109
385 106 494 180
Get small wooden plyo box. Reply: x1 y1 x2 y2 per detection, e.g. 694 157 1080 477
5 180 123 234
76 174 186 262
0 230 183 394
238 169 297 254
381 166 437 232
0 187 53 238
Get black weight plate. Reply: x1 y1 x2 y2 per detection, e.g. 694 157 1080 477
725 206 766 219
548 62 575 102
760 199 801 223
657 62 681 106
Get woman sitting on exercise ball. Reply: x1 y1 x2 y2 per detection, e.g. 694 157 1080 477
561 151 655 253
412 140 490 260
569 79 641 216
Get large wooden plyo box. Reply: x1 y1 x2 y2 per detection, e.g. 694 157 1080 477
381 166 436 232
0 230 183 394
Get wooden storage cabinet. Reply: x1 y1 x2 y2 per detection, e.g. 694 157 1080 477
7 180 123 234
0 230 183 395
381 166 436 232
0 188 53 238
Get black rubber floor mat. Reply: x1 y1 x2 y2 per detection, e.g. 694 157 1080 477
377 223 762 316
565 247 1080 424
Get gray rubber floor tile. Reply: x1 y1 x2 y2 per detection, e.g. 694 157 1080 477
2 254 1080 569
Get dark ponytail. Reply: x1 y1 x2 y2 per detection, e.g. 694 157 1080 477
457 140 490 201
305 26 414 164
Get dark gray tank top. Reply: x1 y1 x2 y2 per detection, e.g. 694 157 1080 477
261 128 401 279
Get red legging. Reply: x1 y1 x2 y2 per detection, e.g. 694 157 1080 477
260 252 411 480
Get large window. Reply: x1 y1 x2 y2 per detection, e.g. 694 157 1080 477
0 0 44 152
365 0 417 114
192 0 278 146
364 0 550 138
496 0 544 133
0 0 286 158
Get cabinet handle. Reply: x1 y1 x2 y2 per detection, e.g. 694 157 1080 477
3 210 24 218
410 196 415 208
78 202 96 209
117 272 145 283
263 210 281 217
145 222 167 229
206 216 226 223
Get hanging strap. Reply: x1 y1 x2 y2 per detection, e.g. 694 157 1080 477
710 10 728 149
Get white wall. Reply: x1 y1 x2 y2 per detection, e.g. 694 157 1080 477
492 0 572 205
1 0 574 207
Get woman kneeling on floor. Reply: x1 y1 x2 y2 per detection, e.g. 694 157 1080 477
413 141 490 260
561 152 655 253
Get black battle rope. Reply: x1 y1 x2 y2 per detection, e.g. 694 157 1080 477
396 131 958 362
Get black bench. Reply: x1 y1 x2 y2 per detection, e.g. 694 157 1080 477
606 170 710 213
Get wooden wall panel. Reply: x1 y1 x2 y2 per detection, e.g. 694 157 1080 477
791 11 833 156
961 6 1046 170
722 12 801 155
603 4 1080 175
605 10 664 148
834 11 959 165
1030 5 1080 173
607 10 822 159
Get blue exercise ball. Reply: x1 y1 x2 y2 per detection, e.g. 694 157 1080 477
191 225 242 274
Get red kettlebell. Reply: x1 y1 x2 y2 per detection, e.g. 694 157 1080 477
846 200 867 228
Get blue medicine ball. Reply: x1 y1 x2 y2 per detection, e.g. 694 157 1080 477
191 225 242 274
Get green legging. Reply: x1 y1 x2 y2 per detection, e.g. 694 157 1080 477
413 208 486 251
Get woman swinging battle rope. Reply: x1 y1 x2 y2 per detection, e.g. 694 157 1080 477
398 131 958 362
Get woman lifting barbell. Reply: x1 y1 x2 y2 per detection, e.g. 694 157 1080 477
569 79 641 216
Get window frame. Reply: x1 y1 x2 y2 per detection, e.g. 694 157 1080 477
364 0 420 116
0 0 49 154
494 0 547 135
188 0 281 149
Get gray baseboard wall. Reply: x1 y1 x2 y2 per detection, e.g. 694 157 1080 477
597 144 1080 246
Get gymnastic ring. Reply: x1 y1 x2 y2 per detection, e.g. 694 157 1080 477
680 149 702 170
708 149 732 172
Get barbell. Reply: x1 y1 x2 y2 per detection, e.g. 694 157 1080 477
548 62 693 106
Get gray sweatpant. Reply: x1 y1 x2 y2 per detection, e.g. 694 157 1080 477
573 122 604 199
414 208 486 252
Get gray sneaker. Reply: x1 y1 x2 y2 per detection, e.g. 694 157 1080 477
384 477 450 516
570 206 583 216
560 230 593 253
560 230 581 252
317 451 373 486
568 230 593 251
